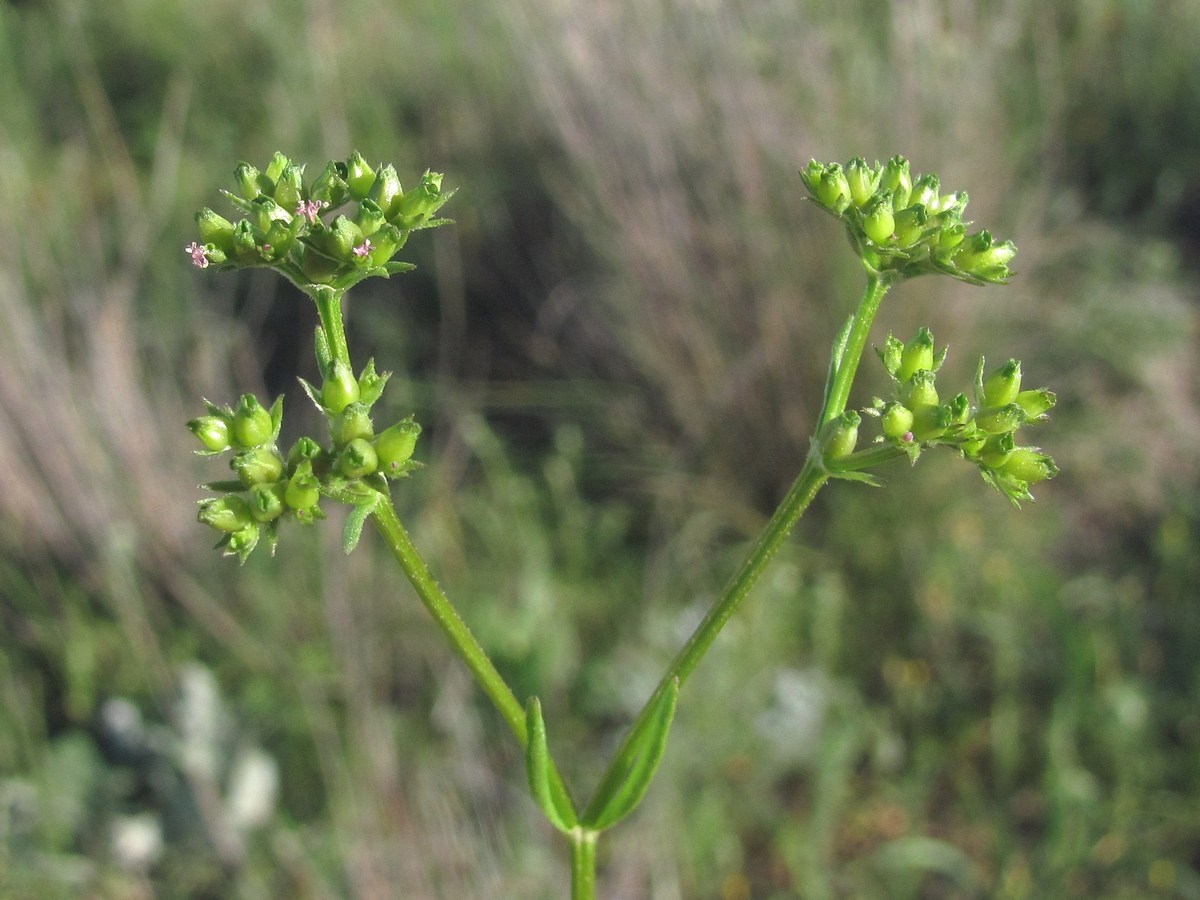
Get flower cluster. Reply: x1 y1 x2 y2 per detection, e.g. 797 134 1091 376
801 156 1016 285
864 328 1057 504
186 151 453 292
190 373 423 561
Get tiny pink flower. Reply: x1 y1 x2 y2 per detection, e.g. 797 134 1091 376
352 239 374 259
902 431 914 443
296 199 326 224
186 242 210 268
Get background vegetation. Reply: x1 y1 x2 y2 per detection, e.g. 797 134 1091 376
1 0 1198 897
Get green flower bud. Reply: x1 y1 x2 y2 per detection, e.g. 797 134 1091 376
345 151 376 200
249 196 291 234
195 208 236 254
1000 448 1058 485
231 447 284 487
979 431 1015 469
234 162 264 200
820 410 860 461
909 174 940 211
816 164 851 213
948 392 972 425
188 415 231 453
314 215 365 263
892 203 929 248
263 151 291 185
368 164 404 219
861 193 895 244
331 401 374 447
231 394 273 448
879 155 912 210
900 369 939 413
226 524 260 559
362 224 405 266
248 482 287 523
954 230 1017 282
310 161 349 207
898 327 935 383
353 199 386 238
1016 388 1056 419
231 219 260 262
880 402 914 441
271 164 304 213
299 244 340 283
391 170 446 227
912 403 951 442
844 157 879 208
322 360 360 414
285 460 321 511
974 403 1025 435
287 436 323 471
337 437 378 478
198 495 254 534
983 359 1022 407
376 416 422 476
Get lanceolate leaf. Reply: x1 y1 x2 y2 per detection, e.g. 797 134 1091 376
342 494 380 554
524 697 578 833
582 678 679 832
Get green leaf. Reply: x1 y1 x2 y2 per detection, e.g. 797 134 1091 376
821 314 855 413
582 678 679 832
524 697 578 833
342 494 380 554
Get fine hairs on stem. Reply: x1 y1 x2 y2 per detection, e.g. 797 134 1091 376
187 151 1057 896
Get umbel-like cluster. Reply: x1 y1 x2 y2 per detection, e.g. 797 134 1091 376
801 155 1016 284
187 152 449 560
186 150 452 290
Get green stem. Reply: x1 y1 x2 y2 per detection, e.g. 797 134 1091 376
369 496 577 819
818 275 890 430
312 285 352 367
570 828 599 900
371 497 526 737
590 275 891 817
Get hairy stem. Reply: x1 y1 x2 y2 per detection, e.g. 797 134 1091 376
819 275 889 429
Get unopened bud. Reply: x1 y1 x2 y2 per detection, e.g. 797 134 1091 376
880 402 915 442
844 157 880 208
231 448 284 488
322 360 360 414
897 328 935 383
1000 448 1058 486
188 415 231 453
820 410 860 461
862 193 895 245
983 359 1022 407
231 395 273 448
345 151 376 200
1016 389 1056 419
900 370 939 413
879 156 912 210
331 401 374 447
336 437 378 478
198 496 254 534
248 482 287 523
375 416 422 477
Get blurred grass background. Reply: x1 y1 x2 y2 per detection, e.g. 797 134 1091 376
1 0 1199 897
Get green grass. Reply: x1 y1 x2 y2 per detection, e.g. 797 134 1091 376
1 0 1199 896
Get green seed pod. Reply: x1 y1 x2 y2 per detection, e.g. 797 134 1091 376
310 160 349 207
249 482 287 523
263 151 291 185
909 173 940 211
231 394 273 448
983 359 1022 407
345 151 376 200
879 155 912 210
816 163 851 212
331 401 374 447
1000 448 1058 485
974 403 1025 435
188 415 231 453
375 416 422 476
954 230 1017 281
368 164 404 219
821 410 860 461
979 431 1015 469
948 392 972 425
901 370 939 413
195 208 236 254
897 328 935 383
1016 388 1056 419
353 199 386 238
912 403 951 442
234 162 264 200
285 461 321 511
231 448 284 488
198 495 254 534
844 157 879 208
337 437 378 478
880 402 915 441
273 164 305 213
892 204 929 248
861 193 895 244
322 360 360 415
314 215 365 263
287 436 322 471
